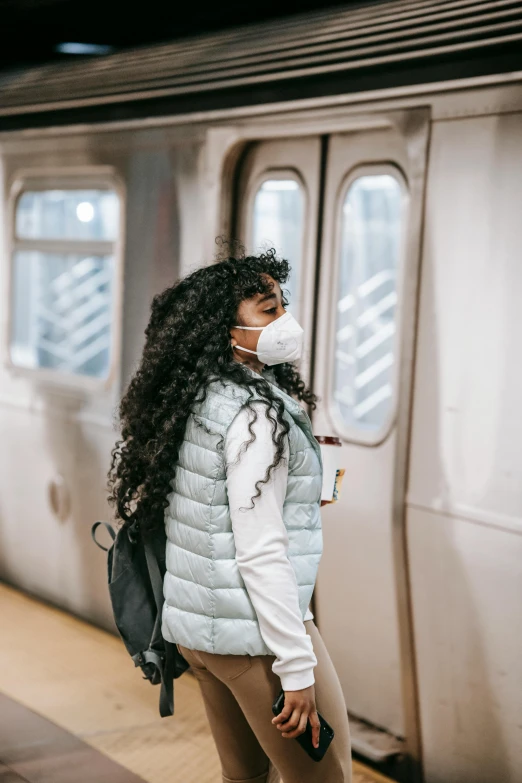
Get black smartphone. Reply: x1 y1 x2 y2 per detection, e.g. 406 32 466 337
271 688 335 762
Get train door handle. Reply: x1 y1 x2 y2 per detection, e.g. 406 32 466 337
48 475 71 522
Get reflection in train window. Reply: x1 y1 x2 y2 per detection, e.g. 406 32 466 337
251 178 304 312
11 187 120 379
332 173 404 437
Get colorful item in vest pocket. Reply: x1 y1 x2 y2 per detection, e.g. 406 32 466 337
332 469 345 503
316 436 343 503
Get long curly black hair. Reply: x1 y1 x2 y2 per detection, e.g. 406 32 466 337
108 250 316 535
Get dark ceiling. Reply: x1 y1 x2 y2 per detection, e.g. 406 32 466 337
0 0 367 70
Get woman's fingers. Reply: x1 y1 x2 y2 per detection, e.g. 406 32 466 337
272 685 319 741
276 707 301 733
272 702 295 727
282 711 308 739
309 710 321 748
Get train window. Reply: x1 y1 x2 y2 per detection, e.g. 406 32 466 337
10 185 121 380
16 189 119 241
250 176 304 312
331 171 405 440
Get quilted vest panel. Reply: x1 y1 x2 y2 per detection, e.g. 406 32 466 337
161 371 323 656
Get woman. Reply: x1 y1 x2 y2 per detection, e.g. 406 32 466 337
109 251 351 783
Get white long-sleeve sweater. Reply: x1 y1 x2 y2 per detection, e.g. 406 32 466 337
225 402 317 691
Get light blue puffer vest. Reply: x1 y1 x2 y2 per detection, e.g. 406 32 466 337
161 370 323 656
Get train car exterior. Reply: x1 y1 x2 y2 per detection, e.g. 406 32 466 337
0 1 521 781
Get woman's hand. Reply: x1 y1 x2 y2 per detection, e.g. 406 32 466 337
271 685 320 748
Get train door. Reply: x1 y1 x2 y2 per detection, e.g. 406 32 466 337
234 111 429 773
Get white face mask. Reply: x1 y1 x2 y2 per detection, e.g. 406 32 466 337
233 311 304 366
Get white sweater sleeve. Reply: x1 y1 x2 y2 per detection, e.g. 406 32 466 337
225 402 317 691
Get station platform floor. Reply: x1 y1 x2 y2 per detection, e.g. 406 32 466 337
0 583 393 783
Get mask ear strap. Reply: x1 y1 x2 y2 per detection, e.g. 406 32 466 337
232 325 265 330
234 345 259 356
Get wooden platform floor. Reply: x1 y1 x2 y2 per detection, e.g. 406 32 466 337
0 583 392 783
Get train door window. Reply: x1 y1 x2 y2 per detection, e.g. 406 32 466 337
332 169 406 440
10 183 121 381
235 137 321 381
249 174 305 312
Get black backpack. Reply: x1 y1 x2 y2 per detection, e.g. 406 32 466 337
92 520 189 716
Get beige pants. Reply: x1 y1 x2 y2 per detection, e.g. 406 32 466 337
177 620 352 783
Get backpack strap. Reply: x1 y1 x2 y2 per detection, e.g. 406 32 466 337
143 538 164 615
160 641 176 718
143 537 174 717
91 521 116 552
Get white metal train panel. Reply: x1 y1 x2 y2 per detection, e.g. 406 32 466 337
0 129 204 628
407 113 522 781
407 507 522 783
409 113 522 528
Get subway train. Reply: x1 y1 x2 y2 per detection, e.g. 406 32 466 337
0 1 521 781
